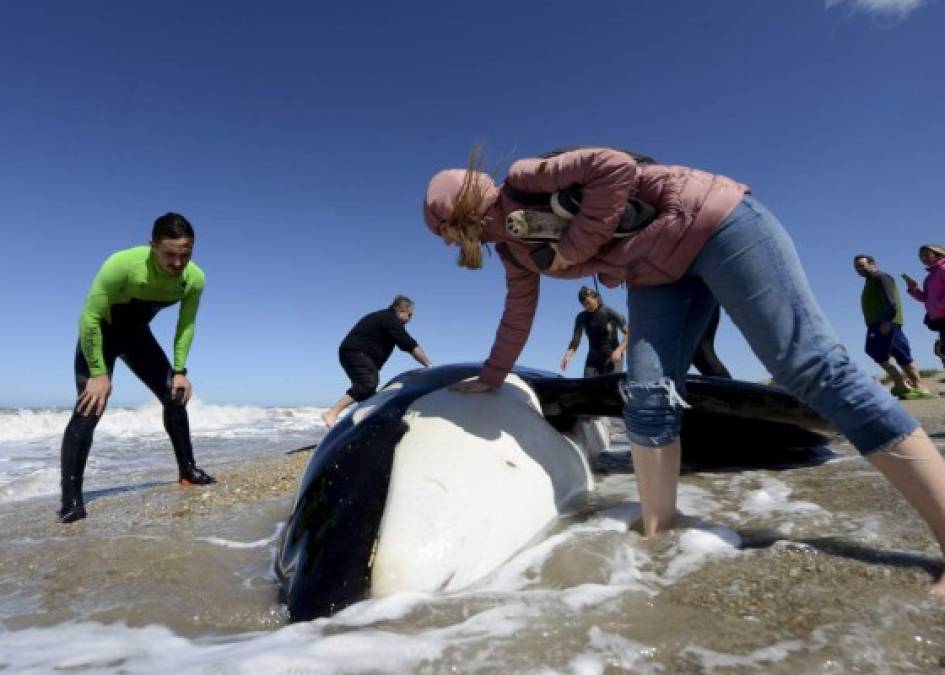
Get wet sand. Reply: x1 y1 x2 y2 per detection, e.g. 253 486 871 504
4 378 945 668
0 452 311 635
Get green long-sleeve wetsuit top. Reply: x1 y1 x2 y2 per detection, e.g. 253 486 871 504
78 246 206 376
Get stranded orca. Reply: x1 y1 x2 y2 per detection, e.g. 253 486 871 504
275 364 827 622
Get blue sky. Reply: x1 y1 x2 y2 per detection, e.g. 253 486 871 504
1 0 942 407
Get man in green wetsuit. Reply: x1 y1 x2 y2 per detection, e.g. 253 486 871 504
58 213 215 524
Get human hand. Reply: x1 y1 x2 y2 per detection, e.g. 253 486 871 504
610 349 625 364
548 247 574 273
171 373 193 405
560 354 571 371
902 273 918 290
879 322 892 336
78 375 111 416
448 379 496 394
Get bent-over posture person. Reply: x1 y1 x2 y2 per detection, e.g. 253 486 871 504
561 286 628 376
59 213 215 523
322 295 432 428
423 146 945 594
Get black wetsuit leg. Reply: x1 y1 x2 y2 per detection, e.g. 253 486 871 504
58 334 121 522
340 350 380 402
691 305 733 379
120 327 214 484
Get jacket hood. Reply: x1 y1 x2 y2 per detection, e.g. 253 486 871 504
921 244 945 263
422 169 498 234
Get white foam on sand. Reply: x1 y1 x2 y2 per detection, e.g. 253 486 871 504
731 474 830 537
682 638 809 670
197 523 283 550
0 466 59 504
569 626 659 675
661 526 742 583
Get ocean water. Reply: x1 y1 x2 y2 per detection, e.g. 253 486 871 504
2 405 945 673
0 401 326 505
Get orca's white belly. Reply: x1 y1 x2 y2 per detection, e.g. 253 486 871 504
371 374 594 596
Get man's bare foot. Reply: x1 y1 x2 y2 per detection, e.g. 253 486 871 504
322 411 337 428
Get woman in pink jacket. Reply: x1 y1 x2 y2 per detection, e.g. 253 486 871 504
423 147 945 593
905 244 945 367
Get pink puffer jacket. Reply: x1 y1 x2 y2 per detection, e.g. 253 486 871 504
909 257 945 321
423 148 749 386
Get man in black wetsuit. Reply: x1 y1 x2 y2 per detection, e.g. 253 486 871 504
560 287 629 377
561 286 733 379
322 295 432 427
58 213 215 524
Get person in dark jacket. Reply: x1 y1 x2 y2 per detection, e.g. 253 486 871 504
322 295 432 427
854 254 933 399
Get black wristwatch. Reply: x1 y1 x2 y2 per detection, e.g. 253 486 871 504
172 368 188 376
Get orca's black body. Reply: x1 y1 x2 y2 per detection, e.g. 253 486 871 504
275 364 828 622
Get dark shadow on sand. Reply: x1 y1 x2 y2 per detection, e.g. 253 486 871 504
738 527 943 578
83 480 171 504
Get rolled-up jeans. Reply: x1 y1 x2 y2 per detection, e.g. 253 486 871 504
623 194 918 455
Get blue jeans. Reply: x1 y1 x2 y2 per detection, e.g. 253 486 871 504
623 195 918 455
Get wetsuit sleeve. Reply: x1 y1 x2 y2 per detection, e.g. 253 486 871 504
78 253 129 376
173 272 204 371
877 273 899 322
568 314 584 351
506 148 637 265
479 248 540 387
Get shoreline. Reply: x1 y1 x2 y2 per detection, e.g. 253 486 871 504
2 379 944 638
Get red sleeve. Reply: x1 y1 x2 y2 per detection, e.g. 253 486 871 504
506 148 637 264
478 247 541 387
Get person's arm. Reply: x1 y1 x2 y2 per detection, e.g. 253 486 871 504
411 345 432 367
561 316 584 371
76 253 128 415
387 317 421 359
612 316 630 364
78 253 128 377
903 273 924 302
506 148 637 266
171 270 205 404
877 273 899 323
469 249 540 390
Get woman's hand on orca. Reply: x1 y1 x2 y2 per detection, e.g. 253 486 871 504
549 247 574 273
78 375 112 417
449 379 496 393
171 374 193 405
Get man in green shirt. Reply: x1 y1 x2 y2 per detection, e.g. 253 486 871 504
854 254 933 400
58 213 215 523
